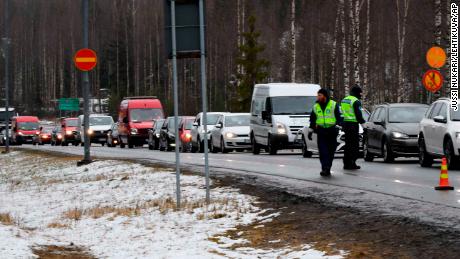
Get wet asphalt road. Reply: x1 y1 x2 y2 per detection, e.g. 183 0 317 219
17 144 460 209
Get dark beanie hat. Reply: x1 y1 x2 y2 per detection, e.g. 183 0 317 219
351 85 362 95
318 88 330 98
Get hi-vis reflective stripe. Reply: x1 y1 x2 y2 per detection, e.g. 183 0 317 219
76 57 96 62
440 173 449 179
441 164 448 170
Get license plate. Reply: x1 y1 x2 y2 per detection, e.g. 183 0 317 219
244 139 250 143
99 138 106 142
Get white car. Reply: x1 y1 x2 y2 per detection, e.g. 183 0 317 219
419 98 460 169
191 112 226 153
77 114 114 146
250 83 320 155
210 113 251 153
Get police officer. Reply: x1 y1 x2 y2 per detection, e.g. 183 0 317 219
308 88 342 177
341 85 366 170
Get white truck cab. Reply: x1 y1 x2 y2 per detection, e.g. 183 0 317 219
250 83 320 155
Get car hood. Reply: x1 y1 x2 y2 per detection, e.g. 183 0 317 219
129 121 153 129
389 123 420 136
222 126 250 135
64 126 77 131
18 130 38 135
89 125 112 131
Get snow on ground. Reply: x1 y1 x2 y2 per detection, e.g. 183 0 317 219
0 151 343 258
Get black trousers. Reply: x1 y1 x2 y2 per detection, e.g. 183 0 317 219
343 122 360 166
316 127 338 171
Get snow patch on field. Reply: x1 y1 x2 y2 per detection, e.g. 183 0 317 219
0 151 342 258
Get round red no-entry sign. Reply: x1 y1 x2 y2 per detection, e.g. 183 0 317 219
422 69 443 93
74 48 97 71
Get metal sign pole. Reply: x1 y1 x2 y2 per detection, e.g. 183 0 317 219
3 0 10 153
82 0 91 163
171 0 181 209
199 0 210 203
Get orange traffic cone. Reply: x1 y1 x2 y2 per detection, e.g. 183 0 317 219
435 158 454 190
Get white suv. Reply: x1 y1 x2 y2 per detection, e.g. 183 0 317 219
418 98 460 169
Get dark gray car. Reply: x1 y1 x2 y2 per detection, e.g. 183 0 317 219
363 103 429 163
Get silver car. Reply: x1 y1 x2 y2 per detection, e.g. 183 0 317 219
190 112 226 153
210 113 251 153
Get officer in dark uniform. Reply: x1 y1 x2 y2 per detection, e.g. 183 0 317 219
341 85 366 170
308 88 342 176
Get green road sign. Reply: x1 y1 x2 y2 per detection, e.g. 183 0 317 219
58 98 80 111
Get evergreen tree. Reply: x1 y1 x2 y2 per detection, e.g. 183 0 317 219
235 15 270 112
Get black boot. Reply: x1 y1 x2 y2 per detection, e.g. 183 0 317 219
320 169 331 177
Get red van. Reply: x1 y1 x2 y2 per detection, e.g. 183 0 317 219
11 116 40 145
118 97 164 148
60 117 79 146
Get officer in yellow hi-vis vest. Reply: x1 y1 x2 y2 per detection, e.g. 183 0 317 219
308 88 342 177
341 85 366 170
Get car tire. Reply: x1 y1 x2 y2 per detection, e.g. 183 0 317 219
267 135 278 155
363 137 374 162
302 136 312 158
418 135 433 168
382 139 394 163
221 138 228 154
101 142 105 147
128 137 134 149
444 138 460 170
210 138 218 153
251 134 260 155
119 137 125 148
148 142 154 150
197 138 204 153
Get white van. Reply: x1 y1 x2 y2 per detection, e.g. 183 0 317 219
77 114 114 146
250 83 320 155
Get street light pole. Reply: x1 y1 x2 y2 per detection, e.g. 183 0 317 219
3 0 10 154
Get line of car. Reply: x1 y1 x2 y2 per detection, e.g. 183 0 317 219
1 84 459 170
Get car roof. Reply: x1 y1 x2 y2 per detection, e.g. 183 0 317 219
376 103 429 108
223 113 250 116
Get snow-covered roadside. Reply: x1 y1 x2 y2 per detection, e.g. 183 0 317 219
0 151 343 258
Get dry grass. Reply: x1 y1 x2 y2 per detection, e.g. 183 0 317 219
0 213 14 225
47 222 70 229
63 208 83 221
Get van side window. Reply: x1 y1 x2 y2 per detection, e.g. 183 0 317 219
252 98 262 116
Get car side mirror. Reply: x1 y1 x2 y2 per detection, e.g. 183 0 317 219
216 122 223 129
374 120 385 126
193 122 199 127
433 115 447 123
261 111 270 122
122 117 129 124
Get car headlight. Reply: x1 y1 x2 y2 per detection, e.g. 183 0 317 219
185 133 192 140
130 128 138 135
391 132 409 139
35 131 40 135
225 132 236 138
57 135 63 139
87 129 94 135
456 132 460 139
276 123 287 134
18 132 24 136
155 133 160 138
66 130 73 135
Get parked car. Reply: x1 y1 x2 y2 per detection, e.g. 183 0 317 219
60 117 80 146
118 96 165 148
178 116 195 152
11 116 40 145
191 112 226 153
50 126 63 146
362 103 428 162
107 123 119 147
33 127 54 145
77 114 114 146
148 119 165 150
210 113 251 153
159 117 182 151
250 83 320 155
419 98 460 169
298 109 370 157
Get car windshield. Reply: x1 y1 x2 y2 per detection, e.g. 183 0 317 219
89 117 113 126
130 109 163 122
225 115 250 127
18 122 39 130
270 96 316 115
206 114 221 125
66 119 78 127
451 109 460 121
184 119 194 130
42 128 53 133
55 127 62 133
388 107 428 123
155 120 164 129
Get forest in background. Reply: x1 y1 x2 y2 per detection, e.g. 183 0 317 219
0 0 453 117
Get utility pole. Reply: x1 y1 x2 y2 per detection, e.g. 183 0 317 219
81 0 91 163
3 0 10 153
